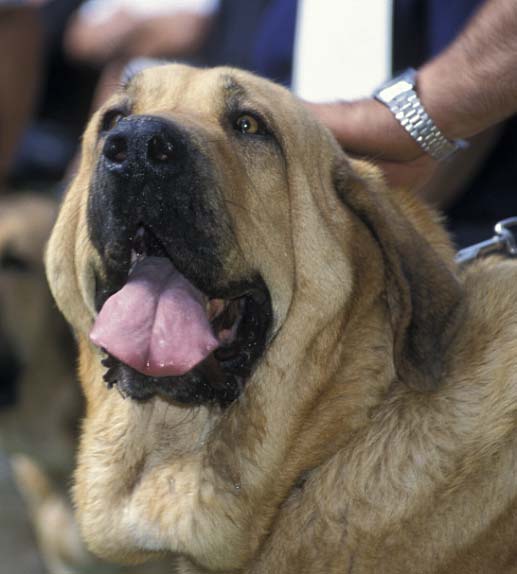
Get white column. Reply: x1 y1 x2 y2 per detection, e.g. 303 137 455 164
292 0 393 102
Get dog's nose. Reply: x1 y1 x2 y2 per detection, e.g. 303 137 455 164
102 116 183 176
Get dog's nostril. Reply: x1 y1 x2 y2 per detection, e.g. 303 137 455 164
148 135 175 164
104 135 128 164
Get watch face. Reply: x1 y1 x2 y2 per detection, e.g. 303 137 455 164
377 79 413 102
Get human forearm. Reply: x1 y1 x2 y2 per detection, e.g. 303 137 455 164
418 0 517 141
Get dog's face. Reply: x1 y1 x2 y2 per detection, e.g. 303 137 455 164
48 64 369 407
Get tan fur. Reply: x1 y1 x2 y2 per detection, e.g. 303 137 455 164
0 194 78 472
46 64 517 573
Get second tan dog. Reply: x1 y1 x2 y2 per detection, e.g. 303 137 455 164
46 64 517 573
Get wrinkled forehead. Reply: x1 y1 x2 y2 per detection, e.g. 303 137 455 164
121 64 300 124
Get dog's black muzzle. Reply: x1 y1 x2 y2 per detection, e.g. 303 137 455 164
89 115 230 299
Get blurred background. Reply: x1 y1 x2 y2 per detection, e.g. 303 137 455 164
0 0 516 572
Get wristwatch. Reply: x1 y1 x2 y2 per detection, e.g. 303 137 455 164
373 68 468 162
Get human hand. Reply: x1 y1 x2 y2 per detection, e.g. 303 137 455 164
65 10 211 66
64 8 138 65
121 12 212 59
305 98 438 190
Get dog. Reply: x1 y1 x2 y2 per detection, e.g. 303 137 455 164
45 63 517 574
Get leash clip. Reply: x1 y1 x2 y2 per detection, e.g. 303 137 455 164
456 217 517 264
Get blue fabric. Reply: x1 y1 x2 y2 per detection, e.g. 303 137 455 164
250 0 298 85
427 0 485 55
394 0 484 69
203 0 296 86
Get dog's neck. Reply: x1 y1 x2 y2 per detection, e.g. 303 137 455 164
242 268 517 568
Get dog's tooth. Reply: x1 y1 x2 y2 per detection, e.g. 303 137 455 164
129 248 146 273
132 226 147 257
217 328 233 344
207 298 226 321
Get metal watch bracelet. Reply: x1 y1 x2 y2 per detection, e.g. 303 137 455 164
373 68 468 162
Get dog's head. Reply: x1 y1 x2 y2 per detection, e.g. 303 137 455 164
47 64 461 409
45 64 465 568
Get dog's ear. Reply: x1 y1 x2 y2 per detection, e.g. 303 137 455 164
334 160 463 391
45 179 97 337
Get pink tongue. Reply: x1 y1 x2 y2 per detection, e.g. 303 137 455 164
90 257 219 377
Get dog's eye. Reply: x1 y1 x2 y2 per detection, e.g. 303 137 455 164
101 109 126 133
234 114 264 136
